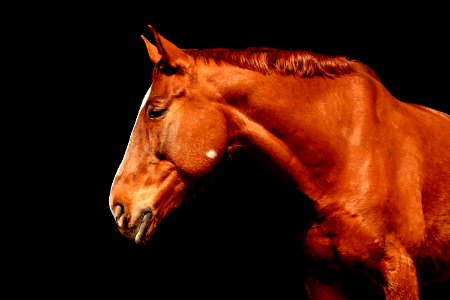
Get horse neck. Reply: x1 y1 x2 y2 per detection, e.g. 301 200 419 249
202 63 380 200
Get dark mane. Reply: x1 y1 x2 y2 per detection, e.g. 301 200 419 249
185 47 359 78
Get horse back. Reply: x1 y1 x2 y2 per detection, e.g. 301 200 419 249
398 101 450 199
359 65 450 204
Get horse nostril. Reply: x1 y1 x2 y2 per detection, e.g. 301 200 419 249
113 204 125 227
156 151 166 161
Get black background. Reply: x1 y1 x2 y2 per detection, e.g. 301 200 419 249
18 2 449 299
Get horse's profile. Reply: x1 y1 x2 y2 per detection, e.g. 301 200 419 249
109 25 450 299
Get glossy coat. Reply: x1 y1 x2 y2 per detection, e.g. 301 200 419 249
109 25 450 299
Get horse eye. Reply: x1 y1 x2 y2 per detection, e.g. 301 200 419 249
147 107 167 119
158 62 178 76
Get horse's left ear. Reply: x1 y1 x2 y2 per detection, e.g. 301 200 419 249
142 24 191 69
140 34 161 64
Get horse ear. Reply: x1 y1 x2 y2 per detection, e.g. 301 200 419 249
143 24 191 68
140 34 162 64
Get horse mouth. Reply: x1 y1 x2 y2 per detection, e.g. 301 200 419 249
113 205 157 244
134 211 153 244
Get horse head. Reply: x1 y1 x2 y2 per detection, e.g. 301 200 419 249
109 25 229 244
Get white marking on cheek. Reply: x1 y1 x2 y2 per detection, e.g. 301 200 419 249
205 149 217 159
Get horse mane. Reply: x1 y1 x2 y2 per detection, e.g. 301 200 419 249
185 47 368 78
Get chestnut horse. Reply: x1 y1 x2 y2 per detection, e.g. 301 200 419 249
109 25 450 299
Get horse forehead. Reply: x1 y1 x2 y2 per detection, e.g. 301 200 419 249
139 85 152 111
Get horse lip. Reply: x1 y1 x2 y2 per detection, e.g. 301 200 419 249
134 211 153 244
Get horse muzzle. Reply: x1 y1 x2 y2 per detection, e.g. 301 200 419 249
113 204 154 244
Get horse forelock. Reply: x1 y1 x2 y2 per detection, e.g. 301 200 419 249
184 48 358 78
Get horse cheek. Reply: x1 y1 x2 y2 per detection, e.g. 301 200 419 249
166 113 227 178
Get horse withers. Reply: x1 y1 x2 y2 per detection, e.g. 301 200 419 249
109 25 450 299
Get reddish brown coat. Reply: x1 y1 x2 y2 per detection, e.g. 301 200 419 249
110 25 450 299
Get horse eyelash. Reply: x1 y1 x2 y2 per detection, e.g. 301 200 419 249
147 106 168 119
